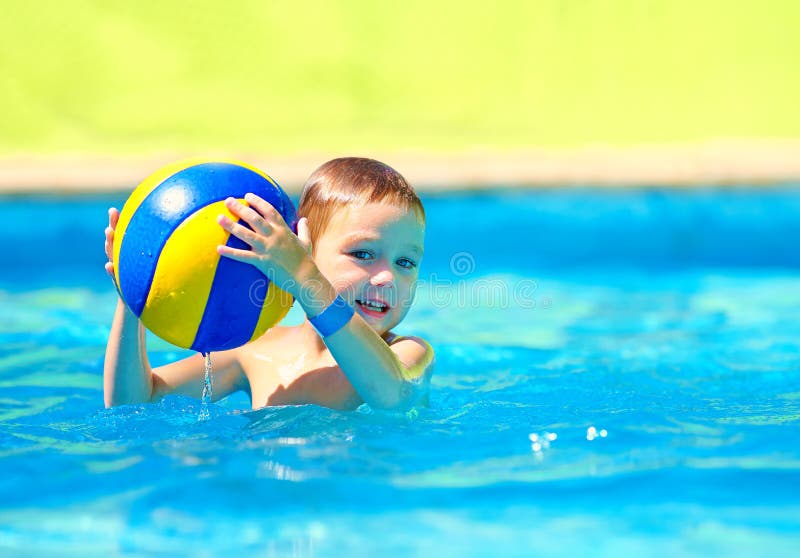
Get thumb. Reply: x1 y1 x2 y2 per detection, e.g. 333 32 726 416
297 217 313 255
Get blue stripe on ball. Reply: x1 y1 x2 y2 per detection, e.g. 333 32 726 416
191 219 270 352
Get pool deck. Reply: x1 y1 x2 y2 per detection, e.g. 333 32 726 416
1 139 799 195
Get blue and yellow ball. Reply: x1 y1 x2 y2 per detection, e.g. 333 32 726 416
113 159 296 353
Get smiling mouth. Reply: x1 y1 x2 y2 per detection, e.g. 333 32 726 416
355 299 390 314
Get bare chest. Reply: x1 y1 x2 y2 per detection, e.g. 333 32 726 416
239 339 361 410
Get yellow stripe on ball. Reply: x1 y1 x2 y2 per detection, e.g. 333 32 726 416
139 199 241 349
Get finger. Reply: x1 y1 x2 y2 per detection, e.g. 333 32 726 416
108 207 119 228
218 214 264 247
217 244 258 263
244 193 286 227
105 261 115 277
297 217 312 255
224 197 272 235
104 228 114 259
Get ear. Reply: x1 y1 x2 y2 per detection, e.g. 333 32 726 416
297 217 313 256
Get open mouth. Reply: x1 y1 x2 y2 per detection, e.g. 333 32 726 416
355 299 390 316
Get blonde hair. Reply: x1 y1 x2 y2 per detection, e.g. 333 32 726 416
298 157 425 246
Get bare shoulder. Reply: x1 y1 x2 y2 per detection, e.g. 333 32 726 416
238 325 295 365
242 324 295 351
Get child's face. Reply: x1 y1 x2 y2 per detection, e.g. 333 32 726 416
312 202 425 336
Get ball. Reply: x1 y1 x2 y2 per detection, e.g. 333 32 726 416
112 159 296 353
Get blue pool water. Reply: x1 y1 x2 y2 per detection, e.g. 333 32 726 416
2 187 800 556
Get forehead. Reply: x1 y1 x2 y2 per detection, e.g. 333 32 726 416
323 202 425 250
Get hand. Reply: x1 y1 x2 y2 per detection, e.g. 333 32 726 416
104 207 120 280
216 193 314 297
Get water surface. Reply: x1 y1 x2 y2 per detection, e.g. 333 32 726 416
1 188 799 556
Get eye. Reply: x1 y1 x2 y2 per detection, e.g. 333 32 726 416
350 249 374 261
396 258 417 270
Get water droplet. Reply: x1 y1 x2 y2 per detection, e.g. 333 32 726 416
198 352 214 421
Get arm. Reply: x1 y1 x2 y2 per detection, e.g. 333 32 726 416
294 270 433 409
312 303 434 409
103 297 152 407
103 298 246 407
217 196 434 410
103 208 246 407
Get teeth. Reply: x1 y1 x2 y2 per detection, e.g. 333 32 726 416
358 299 387 311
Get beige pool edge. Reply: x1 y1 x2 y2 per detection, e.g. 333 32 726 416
1 139 799 195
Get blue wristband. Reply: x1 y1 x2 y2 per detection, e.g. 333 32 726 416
308 294 354 338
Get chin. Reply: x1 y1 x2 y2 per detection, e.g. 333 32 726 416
358 312 393 335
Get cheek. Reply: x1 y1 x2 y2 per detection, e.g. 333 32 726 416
322 261 369 291
399 274 420 300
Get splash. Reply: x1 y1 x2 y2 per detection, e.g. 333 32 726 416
199 352 213 421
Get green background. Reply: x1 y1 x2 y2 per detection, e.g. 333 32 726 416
2 0 798 155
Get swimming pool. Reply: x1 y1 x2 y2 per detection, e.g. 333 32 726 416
1 187 800 556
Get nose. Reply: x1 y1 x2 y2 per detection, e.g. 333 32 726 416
370 266 395 287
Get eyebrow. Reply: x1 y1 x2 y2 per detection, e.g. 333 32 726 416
342 232 424 256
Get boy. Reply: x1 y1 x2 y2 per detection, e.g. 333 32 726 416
103 157 433 411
